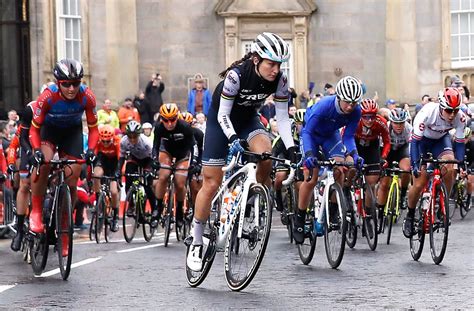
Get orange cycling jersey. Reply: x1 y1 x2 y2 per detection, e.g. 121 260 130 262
6 134 20 166
94 135 121 160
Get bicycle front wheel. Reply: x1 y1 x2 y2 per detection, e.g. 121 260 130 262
386 184 399 245
430 183 449 265
457 183 470 219
409 199 425 261
363 184 378 251
344 188 357 249
324 183 347 269
56 184 73 280
225 184 272 291
123 189 138 243
94 193 106 244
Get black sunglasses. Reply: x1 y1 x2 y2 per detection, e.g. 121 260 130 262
444 108 459 114
60 80 81 88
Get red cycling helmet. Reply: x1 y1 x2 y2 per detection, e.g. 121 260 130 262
360 99 379 115
438 87 461 110
99 125 114 141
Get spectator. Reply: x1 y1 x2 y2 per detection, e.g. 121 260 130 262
97 99 120 129
299 90 310 109
187 73 212 116
268 118 278 140
288 105 297 118
385 98 397 110
195 112 206 133
259 95 276 121
118 98 140 132
415 94 431 114
145 72 165 118
0 121 11 151
134 91 152 124
288 87 297 108
324 83 335 96
142 122 154 143
8 110 18 123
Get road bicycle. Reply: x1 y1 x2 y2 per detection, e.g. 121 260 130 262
449 169 471 219
345 164 378 251
91 175 118 243
159 163 190 247
122 167 157 243
409 156 458 265
298 160 350 268
29 158 87 280
185 150 294 291
379 162 410 245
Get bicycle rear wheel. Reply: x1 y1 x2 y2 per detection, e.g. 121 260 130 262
163 186 174 247
94 193 106 243
363 184 378 251
386 185 399 245
225 184 272 291
56 185 73 280
30 234 49 275
457 183 470 219
297 209 316 265
410 201 425 261
89 210 96 241
324 183 347 269
430 183 449 265
123 189 138 243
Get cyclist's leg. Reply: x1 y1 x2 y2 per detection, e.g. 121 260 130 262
30 141 55 233
274 169 288 212
248 132 272 186
154 151 172 216
11 160 30 251
174 157 191 225
92 165 104 194
399 157 411 205
434 134 456 196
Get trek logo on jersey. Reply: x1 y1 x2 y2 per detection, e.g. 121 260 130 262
239 93 268 101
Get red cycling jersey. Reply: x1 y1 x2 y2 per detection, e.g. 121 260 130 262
0 143 6 174
94 135 121 160
354 115 391 159
6 128 20 166
29 84 99 151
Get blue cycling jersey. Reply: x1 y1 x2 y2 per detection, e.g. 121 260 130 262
301 95 361 156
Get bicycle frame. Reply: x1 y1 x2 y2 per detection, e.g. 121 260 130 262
317 170 344 226
385 174 400 218
423 167 443 232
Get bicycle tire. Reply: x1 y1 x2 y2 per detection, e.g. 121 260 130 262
430 183 449 265
458 183 470 219
297 209 316 265
286 187 296 244
409 200 425 261
123 189 138 243
324 182 347 269
164 186 174 247
448 183 457 220
185 230 217 287
104 198 114 243
363 183 378 251
56 184 73 280
142 210 156 242
89 210 96 241
386 183 399 245
344 188 357 249
94 193 106 244
225 184 272 291
30 234 49 275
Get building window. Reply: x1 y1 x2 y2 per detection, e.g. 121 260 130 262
241 40 294 87
451 0 474 68
56 0 81 61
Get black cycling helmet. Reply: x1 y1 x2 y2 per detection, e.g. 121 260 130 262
53 58 84 81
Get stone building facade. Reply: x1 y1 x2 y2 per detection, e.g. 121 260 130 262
1 0 472 112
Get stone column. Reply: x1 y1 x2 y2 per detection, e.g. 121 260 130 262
105 0 139 103
385 0 419 102
224 17 239 66
293 16 308 103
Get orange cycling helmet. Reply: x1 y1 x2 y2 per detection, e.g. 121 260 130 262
160 103 179 120
360 99 379 115
179 112 194 124
99 125 114 141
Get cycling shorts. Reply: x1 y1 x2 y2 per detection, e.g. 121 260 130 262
159 143 190 162
19 148 31 178
356 139 381 175
96 153 118 176
386 144 409 165
418 134 453 160
41 124 83 159
202 107 268 166
307 131 346 160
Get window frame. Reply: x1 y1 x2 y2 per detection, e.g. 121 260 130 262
450 0 474 68
56 0 82 61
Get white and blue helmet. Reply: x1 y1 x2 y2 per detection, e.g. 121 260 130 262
251 32 290 63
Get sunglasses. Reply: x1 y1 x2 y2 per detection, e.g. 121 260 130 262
444 108 459 114
60 80 81 88
362 115 376 120
162 117 177 123
127 134 139 140
101 139 112 144
342 100 358 106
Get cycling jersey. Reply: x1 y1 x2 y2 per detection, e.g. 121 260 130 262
30 84 99 151
388 121 412 151
302 95 361 157
153 120 195 160
191 127 204 164
214 59 294 149
6 129 20 166
95 136 121 160
354 115 391 159
120 134 152 160
19 102 34 154
411 102 466 163
0 143 6 174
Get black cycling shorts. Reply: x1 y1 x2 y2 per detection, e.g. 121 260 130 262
41 124 83 158
356 139 381 175
386 144 409 165
96 153 118 176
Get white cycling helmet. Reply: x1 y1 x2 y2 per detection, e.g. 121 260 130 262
335 76 363 103
251 32 290 63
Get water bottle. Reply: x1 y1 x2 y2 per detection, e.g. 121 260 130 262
220 192 232 224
